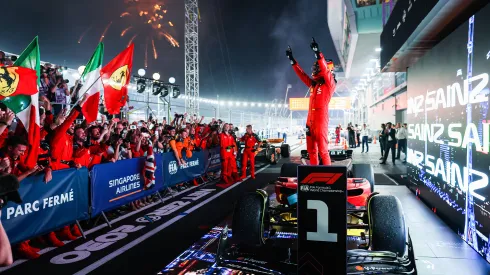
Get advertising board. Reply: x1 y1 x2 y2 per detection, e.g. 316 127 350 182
407 5 490 261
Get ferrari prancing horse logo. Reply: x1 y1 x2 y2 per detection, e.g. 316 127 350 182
0 67 20 97
109 65 129 91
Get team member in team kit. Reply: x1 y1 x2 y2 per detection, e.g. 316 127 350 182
219 123 237 185
240 125 262 180
286 38 337 165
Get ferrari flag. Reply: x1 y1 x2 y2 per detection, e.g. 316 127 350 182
0 66 38 100
101 43 134 114
2 37 41 169
80 43 104 123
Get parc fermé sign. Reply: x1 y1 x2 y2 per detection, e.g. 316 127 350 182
297 165 347 275
1 168 89 245
49 188 216 265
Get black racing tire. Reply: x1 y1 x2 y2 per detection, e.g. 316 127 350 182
369 195 407 257
280 144 291 158
352 164 375 192
232 190 268 246
280 163 300 177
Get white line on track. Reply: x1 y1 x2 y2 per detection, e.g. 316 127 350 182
73 165 271 275
381 173 399 186
84 184 202 235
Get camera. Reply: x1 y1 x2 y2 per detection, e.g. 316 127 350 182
37 159 50 167
40 141 50 151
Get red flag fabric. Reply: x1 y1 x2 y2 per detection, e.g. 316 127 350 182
0 66 38 100
101 44 134 114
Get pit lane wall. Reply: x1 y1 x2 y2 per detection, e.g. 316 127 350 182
0 148 221 245
406 3 490 263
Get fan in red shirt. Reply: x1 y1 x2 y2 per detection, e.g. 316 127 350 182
239 125 261 180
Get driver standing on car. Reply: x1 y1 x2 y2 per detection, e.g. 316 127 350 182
286 38 336 165
239 125 261 180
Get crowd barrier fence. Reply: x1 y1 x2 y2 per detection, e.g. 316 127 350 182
0 147 222 244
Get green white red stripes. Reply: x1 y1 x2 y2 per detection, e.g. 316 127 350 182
80 43 104 123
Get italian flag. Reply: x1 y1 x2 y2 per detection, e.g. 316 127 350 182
2 37 41 169
80 43 104 123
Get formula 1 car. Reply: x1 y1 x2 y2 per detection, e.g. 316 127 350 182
240 138 290 165
219 190 416 275
217 158 415 274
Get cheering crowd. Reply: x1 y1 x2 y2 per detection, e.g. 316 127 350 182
0 94 262 260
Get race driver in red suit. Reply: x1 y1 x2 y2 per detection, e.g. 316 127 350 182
287 38 336 165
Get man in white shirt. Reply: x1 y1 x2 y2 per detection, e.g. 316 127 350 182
360 124 370 153
396 123 408 163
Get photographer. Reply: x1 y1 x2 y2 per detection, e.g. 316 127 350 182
39 66 53 98
51 76 70 116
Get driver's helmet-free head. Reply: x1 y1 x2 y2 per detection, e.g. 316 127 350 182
311 59 335 81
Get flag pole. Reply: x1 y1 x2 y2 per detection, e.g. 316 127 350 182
69 74 103 113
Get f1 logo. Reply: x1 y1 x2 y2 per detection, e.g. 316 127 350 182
301 173 343 185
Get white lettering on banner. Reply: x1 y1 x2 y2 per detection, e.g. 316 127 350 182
116 182 140 194
51 225 146 265
5 190 75 220
407 123 490 152
407 149 489 201
50 188 216 264
180 159 199 169
407 73 489 115
109 173 140 188
168 161 178 175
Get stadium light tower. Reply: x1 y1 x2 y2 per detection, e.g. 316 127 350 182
185 0 199 115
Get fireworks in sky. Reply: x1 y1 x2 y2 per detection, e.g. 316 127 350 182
78 0 179 68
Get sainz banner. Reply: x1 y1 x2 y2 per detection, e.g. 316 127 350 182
1 168 89 244
90 154 164 216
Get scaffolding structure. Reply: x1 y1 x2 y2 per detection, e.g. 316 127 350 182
184 0 199 115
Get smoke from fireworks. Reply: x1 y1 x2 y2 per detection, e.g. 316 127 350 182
99 21 113 43
152 39 158 59
78 25 93 44
79 0 179 66
127 34 138 47
121 26 133 37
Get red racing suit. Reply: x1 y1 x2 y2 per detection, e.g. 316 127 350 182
219 132 237 182
292 52 336 165
240 133 260 178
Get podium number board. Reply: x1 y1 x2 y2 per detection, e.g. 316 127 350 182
297 165 347 275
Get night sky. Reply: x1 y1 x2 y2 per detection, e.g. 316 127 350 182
0 0 337 102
